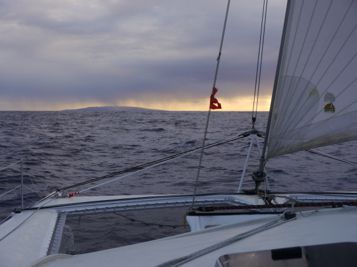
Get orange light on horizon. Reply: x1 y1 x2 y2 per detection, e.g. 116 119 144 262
0 95 271 112
116 95 271 111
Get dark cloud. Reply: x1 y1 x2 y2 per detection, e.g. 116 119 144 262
0 0 285 109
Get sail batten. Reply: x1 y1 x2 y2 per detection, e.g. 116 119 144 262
266 0 357 159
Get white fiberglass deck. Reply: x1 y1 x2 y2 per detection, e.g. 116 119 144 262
34 206 357 267
1 193 357 267
0 209 58 267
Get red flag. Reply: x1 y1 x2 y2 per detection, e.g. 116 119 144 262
210 87 222 109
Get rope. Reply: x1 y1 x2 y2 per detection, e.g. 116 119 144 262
252 0 268 126
191 0 231 209
33 190 58 206
59 135 242 192
79 157 179 194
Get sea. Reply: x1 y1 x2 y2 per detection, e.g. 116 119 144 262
1 109 357 253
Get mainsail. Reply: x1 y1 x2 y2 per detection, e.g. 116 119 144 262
266 0 357 159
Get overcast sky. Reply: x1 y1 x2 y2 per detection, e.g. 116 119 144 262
0 0 286 111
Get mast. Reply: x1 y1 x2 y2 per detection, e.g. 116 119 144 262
254 0 292 190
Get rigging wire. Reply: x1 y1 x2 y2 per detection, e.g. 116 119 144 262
190 0 231 209
0 160 22 173
60 134 246 194
0 185 21 200
252 0 268 126
258 0 291 173
254 0 268 119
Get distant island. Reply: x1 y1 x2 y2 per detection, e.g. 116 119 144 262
59 106 256 112
61 106 161 112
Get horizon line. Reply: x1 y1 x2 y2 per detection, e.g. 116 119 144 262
0 105 271 112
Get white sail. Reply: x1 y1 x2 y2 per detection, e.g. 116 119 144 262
266 0 357 159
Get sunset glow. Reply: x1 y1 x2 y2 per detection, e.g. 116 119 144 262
0 95 271 112
117 95 272 111
0 1 285 111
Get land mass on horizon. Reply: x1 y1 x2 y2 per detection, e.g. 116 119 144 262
61 106 164 112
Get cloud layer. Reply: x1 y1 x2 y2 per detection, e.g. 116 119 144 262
0 0 285 110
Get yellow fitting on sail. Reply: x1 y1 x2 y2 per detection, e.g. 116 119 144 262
324 102 335 113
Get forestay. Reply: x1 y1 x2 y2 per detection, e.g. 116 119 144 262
266 0 357 158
